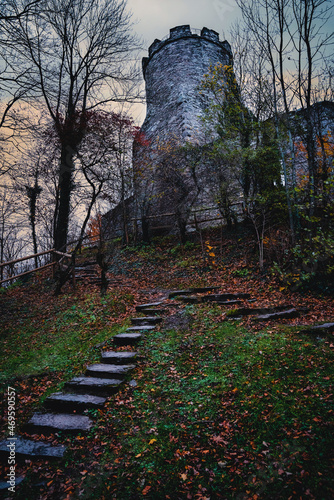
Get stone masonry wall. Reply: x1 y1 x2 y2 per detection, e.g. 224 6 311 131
132 26 234 236
140 25 232 144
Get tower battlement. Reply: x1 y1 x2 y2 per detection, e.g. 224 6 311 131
142 25 232 77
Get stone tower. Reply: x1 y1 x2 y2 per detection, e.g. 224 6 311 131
139 25 232 143
133 26 233 239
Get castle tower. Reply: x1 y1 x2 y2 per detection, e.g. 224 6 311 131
133 26 233 238
139 25 232 143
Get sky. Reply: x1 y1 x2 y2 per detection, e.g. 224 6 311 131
126 0 241 123
128 0 240 44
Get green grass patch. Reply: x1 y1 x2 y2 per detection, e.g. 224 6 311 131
54 304 333 499
0 290 133 386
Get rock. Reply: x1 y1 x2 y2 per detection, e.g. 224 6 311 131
86 363 136 379
255 308 300 321
44 393 106 413
65 376 122 396
100 351 138 364
131 316 162 325
113 333 143 346
0 437 66 460
136 302 163 311
24 413 93 434
129 380 137 387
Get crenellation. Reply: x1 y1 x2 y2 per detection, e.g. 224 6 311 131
201 27 219 42
148 38 163 57
170 24 192 39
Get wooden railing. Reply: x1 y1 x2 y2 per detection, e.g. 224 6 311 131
0 248 74 286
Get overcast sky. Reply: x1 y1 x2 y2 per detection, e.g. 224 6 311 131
126 0 241 123
128 0 240 45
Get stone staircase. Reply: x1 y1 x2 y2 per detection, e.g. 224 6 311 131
0 300 167 484
74 262 101 286
1 285 332 492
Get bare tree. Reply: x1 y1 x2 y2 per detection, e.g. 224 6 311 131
0 0 42 130
2 0 140 252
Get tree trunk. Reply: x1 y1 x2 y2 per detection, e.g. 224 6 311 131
142 216 150 243
54 143 75 252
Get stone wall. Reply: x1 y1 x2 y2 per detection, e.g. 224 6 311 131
140 25 232 144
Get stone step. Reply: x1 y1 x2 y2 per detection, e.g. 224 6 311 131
126 325 156 332
100 351 138 364
179 296 202 304
190 286 220 293
0 476 25 490
75 270 96 275
65 376 122 396
255 308 300 321
203 293 251 302
0 437 66 460
131 316 162 325
44 393 106 413
86 363 136 379
138 308 167 315
169 290 193 298
136 302 164 311
302 322 334 334
24 413 93 435
113 333 143 346
216 299 243 305
228 305 293 318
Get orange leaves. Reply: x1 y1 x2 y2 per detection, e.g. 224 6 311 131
142 485 151 495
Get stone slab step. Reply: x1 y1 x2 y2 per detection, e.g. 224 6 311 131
100 351 138 364
179 296 202 304
86 363 136 379
139 308 167 315
301 322 334 334
228 305 294 318
0 437 66 460
126 325 156 332
203 293 251 302
0 476 25 490
136 302 163 311
216 299 243 305
131 316 162 325
255 308 300 321
24 413 93 434
189 286 220 293
65 376 122 396
44 393 106 413
169 290 193 298
113 333 142 346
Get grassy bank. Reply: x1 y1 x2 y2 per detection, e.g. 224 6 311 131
0 237 333 499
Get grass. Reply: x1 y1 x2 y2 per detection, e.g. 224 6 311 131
0 288 134 387
90 305 332 499
1 235 333 499
13 302 330 500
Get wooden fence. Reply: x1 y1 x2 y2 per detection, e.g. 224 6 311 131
0 248 73 286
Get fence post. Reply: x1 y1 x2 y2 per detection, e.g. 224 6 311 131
72 253 76 290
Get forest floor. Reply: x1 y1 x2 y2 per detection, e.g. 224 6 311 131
0 229 333 499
